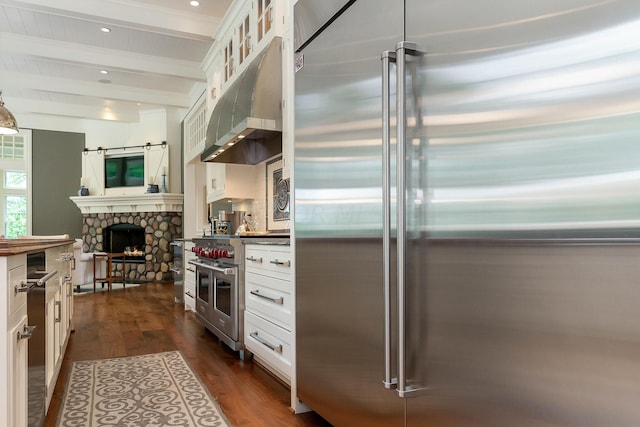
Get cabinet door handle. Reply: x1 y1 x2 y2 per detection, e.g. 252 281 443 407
250 331 282 354
246 256 263 263
55 301 62 322
270 259 290 267
17 325 36 341
250 289 284 305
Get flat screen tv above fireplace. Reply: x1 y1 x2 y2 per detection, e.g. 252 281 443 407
105 154 144 188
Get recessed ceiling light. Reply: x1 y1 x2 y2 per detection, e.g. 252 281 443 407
101 27 111 33
100 70 108 74
190 1 199 6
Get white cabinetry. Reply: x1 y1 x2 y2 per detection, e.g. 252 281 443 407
4 255 27 427
244 243 293 383
44 244 74 408
206 162 258 203
184 241 196 312
8 313 28 427
0 241 74 427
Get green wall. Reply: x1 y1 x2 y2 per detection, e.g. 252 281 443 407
32 130 84 238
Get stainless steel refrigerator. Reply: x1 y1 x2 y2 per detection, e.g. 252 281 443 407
295 1 640 426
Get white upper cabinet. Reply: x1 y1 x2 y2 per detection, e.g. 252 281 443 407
204 0 285 106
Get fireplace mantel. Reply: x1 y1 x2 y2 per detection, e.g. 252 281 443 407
70 193 183 214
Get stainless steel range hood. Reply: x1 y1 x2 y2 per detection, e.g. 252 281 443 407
201 37 282 165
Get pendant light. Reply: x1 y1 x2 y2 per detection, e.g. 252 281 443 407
0 91 19 135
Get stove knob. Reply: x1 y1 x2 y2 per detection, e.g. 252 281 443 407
221 249 229 258
214 248 221 258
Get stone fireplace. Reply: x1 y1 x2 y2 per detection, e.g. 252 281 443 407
70 194 183 282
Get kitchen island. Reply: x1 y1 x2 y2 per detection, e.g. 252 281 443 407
0 237 75 427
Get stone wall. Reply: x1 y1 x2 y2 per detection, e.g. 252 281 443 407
80 211 182 282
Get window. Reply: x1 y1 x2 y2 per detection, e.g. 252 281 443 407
5 170 26 189
0 131 30 238
0 135 25 160
5 195 26 238
4 170 27 237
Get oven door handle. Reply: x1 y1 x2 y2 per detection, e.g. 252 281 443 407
188 259 236 275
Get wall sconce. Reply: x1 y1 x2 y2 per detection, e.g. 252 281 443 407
0 91 18 135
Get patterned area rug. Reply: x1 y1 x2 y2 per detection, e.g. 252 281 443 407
57 351 231 427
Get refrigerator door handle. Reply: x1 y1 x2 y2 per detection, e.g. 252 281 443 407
382 49 397 390
396 40 427 398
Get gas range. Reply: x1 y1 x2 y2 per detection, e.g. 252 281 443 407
190 236 247 358
191 237 244 268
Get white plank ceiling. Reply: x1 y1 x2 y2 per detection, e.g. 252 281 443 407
0 0 233 123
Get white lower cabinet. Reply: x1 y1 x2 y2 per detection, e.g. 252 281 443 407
0 242 74 427
45 245 74 408
8 313 28 427
1 255 27 427
245 311 292 382
45 282 62 405
244 244 293 384
184 241 196 312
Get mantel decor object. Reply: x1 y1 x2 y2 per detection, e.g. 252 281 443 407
160 174 168 193
78 178 89 196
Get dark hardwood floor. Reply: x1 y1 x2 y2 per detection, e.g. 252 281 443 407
44 282 332 427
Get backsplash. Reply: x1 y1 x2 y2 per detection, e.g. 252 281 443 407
209 158 290 233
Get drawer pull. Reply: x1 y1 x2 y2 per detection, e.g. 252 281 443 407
14 282 35 294
250 289 284 305
17 325 36 341
250 331 283 354
270 259 291 267
246 256 263 263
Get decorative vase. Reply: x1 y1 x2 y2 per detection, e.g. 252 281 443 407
78 186 89 196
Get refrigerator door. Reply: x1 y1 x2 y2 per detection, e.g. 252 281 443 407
403 1 640 426
294 1 404 426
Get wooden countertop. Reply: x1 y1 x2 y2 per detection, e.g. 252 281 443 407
0 238 75 256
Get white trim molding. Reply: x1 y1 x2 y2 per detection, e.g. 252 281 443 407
70 193 183 214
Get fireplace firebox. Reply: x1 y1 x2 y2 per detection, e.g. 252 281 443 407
104 224 145 263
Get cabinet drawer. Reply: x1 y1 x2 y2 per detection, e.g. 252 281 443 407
7 262 26 319
244 311 292 382
245 272 292 331
245 245 292 281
